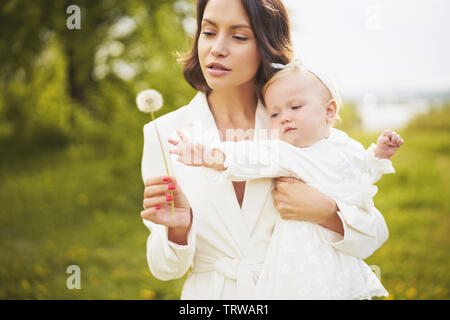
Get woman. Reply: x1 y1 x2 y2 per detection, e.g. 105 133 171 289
140 0 388 300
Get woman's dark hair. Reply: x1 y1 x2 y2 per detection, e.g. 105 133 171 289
180 0 293 103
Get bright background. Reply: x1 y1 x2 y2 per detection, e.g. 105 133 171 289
0 0 448 300
284 0 450 130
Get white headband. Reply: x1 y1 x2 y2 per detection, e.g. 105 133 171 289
270 60 342 109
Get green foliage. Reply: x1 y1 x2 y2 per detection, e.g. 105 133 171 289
0 147 182 299
0 0 196 147
334 100 362 132
404 102 450 134
345 107 450 300
0 38 72 146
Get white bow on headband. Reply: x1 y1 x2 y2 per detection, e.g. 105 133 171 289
270 58 303 70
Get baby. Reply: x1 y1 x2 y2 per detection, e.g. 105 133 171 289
169 61 403 299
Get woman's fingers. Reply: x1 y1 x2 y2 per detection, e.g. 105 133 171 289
144 175 180 197
271 188 290 215
140 205 169 221
143 194 173 210
143 175 189 206
275 176 304 185
145 175 171 187
140 207 182 227
271 188 280 205
144 175 178 199
275 177 292 184
141 202 191 229
140 207 157 220
140 174 191 229
166 176 182 195
144 184 172 198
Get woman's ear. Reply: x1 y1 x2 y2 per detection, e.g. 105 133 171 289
325 99 337 124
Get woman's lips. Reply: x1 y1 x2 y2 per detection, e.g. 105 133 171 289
207 63 231 77
207 66 231 77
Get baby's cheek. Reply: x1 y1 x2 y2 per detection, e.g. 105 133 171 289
270 121 281 132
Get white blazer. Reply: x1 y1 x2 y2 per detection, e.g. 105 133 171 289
141 92 389 300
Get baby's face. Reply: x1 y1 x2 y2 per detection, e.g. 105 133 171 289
264 70 334 148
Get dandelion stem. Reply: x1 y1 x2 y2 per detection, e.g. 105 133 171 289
151 112 174 216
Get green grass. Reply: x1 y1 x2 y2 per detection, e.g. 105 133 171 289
0 107 449 300
350 110 450 300
0 142 186 299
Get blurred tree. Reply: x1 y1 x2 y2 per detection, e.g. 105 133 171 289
0 0 196 145
405 101 450 133
334 101 362 132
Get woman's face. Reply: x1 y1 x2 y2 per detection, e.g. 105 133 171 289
198 0 261 92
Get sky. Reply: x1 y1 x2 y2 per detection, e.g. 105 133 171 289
283 0 450 99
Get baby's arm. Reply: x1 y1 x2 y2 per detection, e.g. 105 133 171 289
168 130 294 180
168 130 227 171
373 129 404 159
348 129 403 186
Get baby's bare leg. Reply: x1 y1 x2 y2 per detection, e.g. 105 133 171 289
374 129 404 159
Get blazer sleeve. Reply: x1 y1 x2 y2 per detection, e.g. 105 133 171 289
318 198 389 260
141 121 196 281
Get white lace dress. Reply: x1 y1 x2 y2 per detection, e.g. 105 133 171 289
214 128 392 299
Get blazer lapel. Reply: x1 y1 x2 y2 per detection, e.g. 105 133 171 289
180 93 253 256
174 93 276 255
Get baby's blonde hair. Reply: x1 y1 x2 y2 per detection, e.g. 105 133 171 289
263 60 343 125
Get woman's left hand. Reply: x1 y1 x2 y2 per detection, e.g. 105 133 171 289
272 177 344 234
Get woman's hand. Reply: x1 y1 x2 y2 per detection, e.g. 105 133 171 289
272 177 344 235
141 175 192 244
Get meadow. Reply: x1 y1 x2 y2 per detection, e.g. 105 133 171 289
0 104 449 300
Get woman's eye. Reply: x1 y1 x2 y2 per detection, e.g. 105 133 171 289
202 31 215 37
270 113 279 118
291 105 302 110
233 35 248 41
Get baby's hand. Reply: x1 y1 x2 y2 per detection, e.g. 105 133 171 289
168 130 226 170
374 129 404 159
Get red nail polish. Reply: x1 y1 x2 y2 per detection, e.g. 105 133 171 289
163 176 170 182
155 205 161 210
168 184 175 190
166 195 173 202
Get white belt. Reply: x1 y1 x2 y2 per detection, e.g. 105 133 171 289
192 254 263 299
